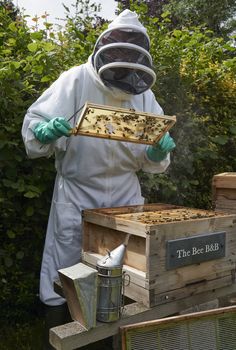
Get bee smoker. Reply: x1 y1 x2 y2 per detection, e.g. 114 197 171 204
96 235 130 322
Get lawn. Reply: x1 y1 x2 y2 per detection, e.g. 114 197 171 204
0 318 113 350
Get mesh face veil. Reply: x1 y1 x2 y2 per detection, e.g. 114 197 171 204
92 11 156 95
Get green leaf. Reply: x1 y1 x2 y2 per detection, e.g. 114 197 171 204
11 61 21 69
229 126 236 135
27 43 38 52
0 140 8 149
8 22 17 32
161 11 171 18
30 32 43 40
8 38 16 46
4 257 13 267
41 75 51 82
24 191 40 198
172 30 182 38
7 231 15 239
44 42 55 52
26 206 34 217
212 135 228 145
189 180 199 185
16 251 24 260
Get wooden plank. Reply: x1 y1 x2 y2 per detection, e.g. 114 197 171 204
50 284 236 350
115 208 219 223
213 173 236 189
214 188 236 201
179 299 219 314
83 203 179 216
148 258 236 292
215 206 236 214
82 225 147 271
120 304 236 331
82 212 149 238
71 102 176 145
152 274 234 307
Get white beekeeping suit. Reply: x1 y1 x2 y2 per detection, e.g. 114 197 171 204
22 9 173 306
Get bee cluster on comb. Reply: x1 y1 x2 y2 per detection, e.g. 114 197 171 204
71 102 176 145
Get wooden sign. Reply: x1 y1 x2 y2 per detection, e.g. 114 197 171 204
166 231 226 270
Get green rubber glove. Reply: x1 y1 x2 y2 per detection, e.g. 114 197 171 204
34 117 72 144
146 132 176 162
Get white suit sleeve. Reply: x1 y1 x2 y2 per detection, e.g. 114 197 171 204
21 67 79 159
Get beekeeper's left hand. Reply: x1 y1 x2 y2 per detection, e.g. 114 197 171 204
146 132 176 162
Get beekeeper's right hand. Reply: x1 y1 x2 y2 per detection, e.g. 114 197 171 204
33 117 72 144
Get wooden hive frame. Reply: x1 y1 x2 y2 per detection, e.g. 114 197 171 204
70 102 176 145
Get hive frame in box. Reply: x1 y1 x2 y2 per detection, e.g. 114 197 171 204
70 102 176 145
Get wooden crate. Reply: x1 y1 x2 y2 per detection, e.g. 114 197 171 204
212 172 236 213
82 203 236 308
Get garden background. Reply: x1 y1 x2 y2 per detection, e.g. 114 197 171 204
0 0 235 348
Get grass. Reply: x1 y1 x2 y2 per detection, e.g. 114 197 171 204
0 319 44 350
0 318 114 350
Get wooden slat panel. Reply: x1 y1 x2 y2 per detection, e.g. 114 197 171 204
152 274 233 307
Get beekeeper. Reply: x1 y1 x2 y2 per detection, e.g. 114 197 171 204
22 7 175 342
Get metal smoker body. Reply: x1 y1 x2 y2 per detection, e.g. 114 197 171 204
96 243 127 322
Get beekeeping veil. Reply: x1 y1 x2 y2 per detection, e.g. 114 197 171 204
92 9 156 95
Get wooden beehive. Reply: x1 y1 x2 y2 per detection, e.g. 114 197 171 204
212 173 236 214
71 102 176 145
82 203 236 308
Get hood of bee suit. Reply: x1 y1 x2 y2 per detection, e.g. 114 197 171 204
91 9 156 96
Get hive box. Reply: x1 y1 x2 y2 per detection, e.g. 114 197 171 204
82 204 236 308
212 172 236 213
